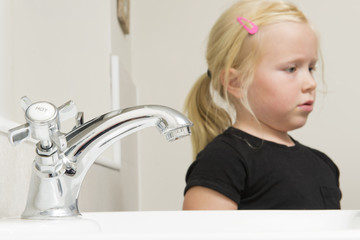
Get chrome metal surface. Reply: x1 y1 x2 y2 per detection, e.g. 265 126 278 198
8 97 192 219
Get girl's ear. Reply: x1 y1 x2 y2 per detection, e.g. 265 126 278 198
221 68 242 99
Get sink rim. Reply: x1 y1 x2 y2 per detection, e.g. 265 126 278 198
1 210 360 239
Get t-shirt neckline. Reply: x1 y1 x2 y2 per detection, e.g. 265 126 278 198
226 127 300 151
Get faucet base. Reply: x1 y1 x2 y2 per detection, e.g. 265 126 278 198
21 170 82 219
22 206 81 220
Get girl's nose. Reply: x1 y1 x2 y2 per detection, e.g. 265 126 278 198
302 71 317 93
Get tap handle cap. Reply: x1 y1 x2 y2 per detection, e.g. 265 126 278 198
26 102 57 122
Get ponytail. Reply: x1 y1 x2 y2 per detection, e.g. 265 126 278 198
184 73 232 160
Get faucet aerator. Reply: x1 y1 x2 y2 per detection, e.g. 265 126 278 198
165 126 192 142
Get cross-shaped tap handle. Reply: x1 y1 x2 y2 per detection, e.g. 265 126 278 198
8 96 79 151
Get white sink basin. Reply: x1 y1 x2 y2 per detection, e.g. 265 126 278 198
1 210 360 239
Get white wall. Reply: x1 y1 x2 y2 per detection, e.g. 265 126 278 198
0 0 5 116
0 0 11 117
130 0 222 210
131 0 360 210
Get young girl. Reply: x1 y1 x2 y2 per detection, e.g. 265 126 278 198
183 0 341 210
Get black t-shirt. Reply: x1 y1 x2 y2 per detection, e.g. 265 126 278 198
184 127 342 209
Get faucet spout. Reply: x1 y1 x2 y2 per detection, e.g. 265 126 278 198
9 98 192 219
64 105 192 177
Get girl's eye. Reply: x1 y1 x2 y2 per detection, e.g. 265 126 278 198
309 66 316 73
285 66 297 73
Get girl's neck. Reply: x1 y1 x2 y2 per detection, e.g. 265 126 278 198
233 120 295 147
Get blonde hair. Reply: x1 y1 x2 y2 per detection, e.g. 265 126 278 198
184 0 310 159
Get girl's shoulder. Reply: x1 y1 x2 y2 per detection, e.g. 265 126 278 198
200 127 255 156
297 142 340 177
198 129 241 160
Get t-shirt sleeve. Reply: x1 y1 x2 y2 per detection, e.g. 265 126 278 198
310 148 341 186
184 139 247 205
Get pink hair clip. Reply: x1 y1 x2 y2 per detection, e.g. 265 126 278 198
237 17 258 35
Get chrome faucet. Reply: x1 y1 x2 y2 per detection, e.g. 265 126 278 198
8 96 192 219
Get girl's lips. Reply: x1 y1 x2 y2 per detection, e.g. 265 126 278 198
298 101 314 112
